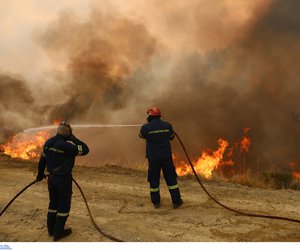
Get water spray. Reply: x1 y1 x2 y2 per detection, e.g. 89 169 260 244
24 124 142 133
2 128 300 243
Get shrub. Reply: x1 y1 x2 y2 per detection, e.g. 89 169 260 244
261 172 292 189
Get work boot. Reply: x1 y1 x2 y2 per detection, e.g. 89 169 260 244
53 228 72 242
47 212 57 237
53 215 68 238
173 198 183 209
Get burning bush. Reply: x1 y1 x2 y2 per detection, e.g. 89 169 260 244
0 131 51 160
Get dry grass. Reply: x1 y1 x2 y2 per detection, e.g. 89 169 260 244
210 169 300 190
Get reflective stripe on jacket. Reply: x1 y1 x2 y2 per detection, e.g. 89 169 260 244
139 117 174 160
38 134 89 175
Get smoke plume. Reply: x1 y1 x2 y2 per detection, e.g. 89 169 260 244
1 0 300 172
36 10 160 122
0 74 42 142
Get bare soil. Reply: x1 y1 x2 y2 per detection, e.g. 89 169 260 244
1 156 300 242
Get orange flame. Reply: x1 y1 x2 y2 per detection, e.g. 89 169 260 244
0 131 50 160
292 171 300 180
0 120 60 160
52 118 62 125
240 127 251 153
175 139 234 179
289 162 300 180
243 127 251 134
240 137 250 152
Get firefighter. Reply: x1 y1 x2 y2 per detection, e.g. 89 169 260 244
36 121 89 241
139 107 183 209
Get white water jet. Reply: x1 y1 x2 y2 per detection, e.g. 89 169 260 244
24 124 142 133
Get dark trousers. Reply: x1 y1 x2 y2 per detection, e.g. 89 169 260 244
148 157 181 204
47 174 72 236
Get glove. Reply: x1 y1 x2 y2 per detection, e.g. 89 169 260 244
36 172 46 182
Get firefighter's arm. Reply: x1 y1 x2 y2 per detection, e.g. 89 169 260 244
139 131 145 139
139 125 146 139
71 137 89 156
36 148 47 181
169 125 175 140
64 136 89 156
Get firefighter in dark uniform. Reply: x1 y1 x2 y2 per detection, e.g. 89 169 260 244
139 107 183 209
36 121 89 241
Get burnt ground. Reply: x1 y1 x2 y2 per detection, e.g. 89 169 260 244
0 156 300 242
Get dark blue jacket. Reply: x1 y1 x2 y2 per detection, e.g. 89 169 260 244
38 134 89 175
139 117 174 160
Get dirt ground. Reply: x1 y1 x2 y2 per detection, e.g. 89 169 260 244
1 156 300 242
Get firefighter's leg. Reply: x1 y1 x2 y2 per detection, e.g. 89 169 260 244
162 158 182 206
150 179 160 206
148 159 161 206
47 175 58 236
53 175 72 239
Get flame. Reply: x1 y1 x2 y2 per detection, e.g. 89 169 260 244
0 131 50 160
227 147 234 158
292 171 300 180
0 120 60 160
52 118 62 125
288 162 300 180
240 127 251 153
240 137 250 152
243 127 251 134
175 138 234 179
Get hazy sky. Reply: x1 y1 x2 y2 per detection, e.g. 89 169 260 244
0 0 92 81
0 0 271 83
2 0 300 170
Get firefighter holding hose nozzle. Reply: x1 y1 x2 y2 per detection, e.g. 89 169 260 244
139 107 183 209
36 121 89 241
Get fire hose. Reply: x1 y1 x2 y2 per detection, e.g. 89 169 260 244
174 131 300 224
1 131 300 243
0 175 123 242
71 178 123 242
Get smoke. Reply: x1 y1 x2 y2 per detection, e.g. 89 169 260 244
36 9 160 122
0 73 42 142
1 0 300 172
152 0 300 171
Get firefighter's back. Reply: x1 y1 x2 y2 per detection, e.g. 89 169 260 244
140 117 174 160
44 135 76 175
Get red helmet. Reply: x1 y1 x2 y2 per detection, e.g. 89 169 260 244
147 107 161 116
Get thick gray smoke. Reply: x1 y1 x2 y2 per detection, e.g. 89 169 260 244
1 0 300 172
0 74 43 143
153 0 300 172
36 10 160 123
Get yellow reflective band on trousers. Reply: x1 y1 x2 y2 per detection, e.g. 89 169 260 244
77 145 83 156
168 184 179 190
148 129 170 135
150 187 160 192
57 212 69 217
48 209 58 213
